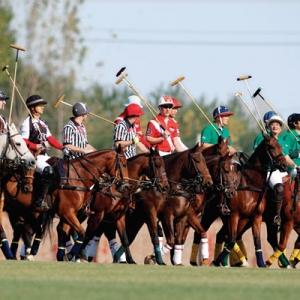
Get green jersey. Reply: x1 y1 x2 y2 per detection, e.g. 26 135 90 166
253 132 289 155
201 122 232 145
282 129 300 166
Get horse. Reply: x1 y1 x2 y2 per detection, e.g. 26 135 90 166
73 146 169 264
2 147 129 260
209 131 288 267
263 168 300 268
88 144 214 265
0 123 36 259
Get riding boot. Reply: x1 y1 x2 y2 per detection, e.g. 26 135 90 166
273 183 284 227
33 166 54 211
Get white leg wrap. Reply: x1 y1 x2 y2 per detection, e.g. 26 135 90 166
109 238 119 257
201 238 209 260
161 243 172 256
66 240 73 252
173 244 183 265
119 246 126 262
88 236 100 258
159 237 164 249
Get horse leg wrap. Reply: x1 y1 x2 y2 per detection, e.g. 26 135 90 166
190 243 200 266
173 244 184 265
1 239 14 259
255 248 265 267
87 236 100 261
289 248 300 262
230 243 243 266
31 236 42 255
57 242 66 261
161 243 172 255
237 239 248 260
278 250 290 268
201 238 209 260
154 245 165 265
214 243 223 260
113 245 125 262
218 243 232 266
265 248 282 266
10 241 19 259
69 237 84 258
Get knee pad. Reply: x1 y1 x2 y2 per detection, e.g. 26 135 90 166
273 183 284 202
43 166 54 176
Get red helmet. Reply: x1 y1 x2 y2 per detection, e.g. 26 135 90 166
125 104 145 116
171 98 182 108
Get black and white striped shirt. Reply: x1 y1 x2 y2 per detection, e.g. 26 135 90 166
62 118 88 158
113 118 136 159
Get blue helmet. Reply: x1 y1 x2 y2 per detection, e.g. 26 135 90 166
213 106 234 119
263 111 276 123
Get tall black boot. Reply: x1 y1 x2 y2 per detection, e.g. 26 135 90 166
33 166 54 211
273 183 284 226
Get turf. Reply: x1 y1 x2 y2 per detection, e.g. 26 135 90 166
0 261 298 300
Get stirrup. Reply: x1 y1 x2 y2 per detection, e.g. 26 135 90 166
273 215 281 226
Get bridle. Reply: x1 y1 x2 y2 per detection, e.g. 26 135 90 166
147 155 168 193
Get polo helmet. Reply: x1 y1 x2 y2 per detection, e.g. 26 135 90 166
213 106 234 119
125 103 144 116
124 95 143 108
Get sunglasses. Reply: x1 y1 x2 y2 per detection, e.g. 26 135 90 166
161 105 173 109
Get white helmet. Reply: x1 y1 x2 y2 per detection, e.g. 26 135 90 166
266 115 283 128
158 96 174 107
124 95 142 108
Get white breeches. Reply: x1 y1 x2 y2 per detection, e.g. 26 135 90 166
267 169 288 189
36 154 50 173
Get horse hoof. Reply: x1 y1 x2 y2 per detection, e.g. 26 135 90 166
289 260 297 268
190 261 198 266
144 255 156 265
63 254 73 262
25 255 34 261
119 261 127 264
201 259 210 267
210 261 221 267
175 263 184 266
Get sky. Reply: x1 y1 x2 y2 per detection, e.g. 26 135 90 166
11 0 300 122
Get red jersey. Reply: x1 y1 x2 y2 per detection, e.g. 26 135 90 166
146 115 179 153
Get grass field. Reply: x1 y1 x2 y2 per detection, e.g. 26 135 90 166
0 261 298 300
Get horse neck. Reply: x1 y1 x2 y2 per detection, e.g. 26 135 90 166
164 151 188 182
127 155 147 180
0 133 8 158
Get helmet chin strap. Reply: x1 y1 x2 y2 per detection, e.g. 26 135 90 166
218 116 224 128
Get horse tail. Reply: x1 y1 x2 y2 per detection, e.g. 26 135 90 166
41 210 55 244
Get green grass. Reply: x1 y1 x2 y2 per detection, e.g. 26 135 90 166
0 261 298 300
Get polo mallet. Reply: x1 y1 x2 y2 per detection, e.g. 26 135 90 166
54 95 115 125
252 87 299 142
9 44 25 125
237 75 264 127
116 67 166 131
2 65 44 137
171 76 220 136
235 92 265 132
116 67 158 116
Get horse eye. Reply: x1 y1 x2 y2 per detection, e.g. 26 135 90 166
16 143 21 146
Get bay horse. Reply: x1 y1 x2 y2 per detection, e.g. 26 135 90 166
2 147 129 260
0 123 36 259
73 146 169 264
92 144 214 265
263 168 300 268
210 131 288 267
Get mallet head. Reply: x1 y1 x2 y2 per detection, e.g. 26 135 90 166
237 75 252 81
235 92 243 97
2 65 9 72
54 94 66 108
116 67 126 77
115 73 128 85
171 76 185 86
252 87 262 99
10 44 26 51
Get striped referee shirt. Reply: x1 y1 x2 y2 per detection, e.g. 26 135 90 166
62 118 88 158
113 118 136 159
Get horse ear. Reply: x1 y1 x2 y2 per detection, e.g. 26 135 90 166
192 143 198 151
262 130 270 140
150 147 154 155
116 144 122 153
226 136 231 145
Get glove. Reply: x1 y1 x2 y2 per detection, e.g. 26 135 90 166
132 136 140 144
62 147 71 159
290 167 298 177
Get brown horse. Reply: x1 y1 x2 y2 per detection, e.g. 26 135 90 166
102 143 214 265
0 124 36 259
72 146 169 263
209 131 287 267
264 169 300 268
2 147 129 260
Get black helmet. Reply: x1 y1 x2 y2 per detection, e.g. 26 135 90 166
0 90 9 100
26 95 47 107
72 102 92 117
288 113 300 129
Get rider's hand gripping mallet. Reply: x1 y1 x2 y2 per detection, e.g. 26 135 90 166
171 76 220 136
9 44 25 125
